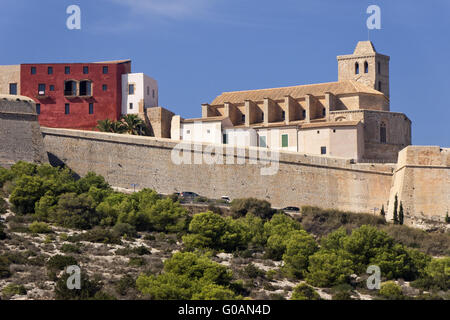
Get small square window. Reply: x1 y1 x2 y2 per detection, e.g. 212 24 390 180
31 67 36 75
282 134 288 148
333 129 336 133
102 84 107 91
223 133 228 144
89 103 94 114
261 112 264 122
259 136 267 148
242 114 246 123
321 146 327 155
9 83 17 95
302 110 306 119
36 104 41 115
103 66 109 74
186 130 191 134
128 84 135 95
83 66 89 74
65 66 70 74
129 103 133 110
317 130 320 134
38 84 46 95
50 85 55 91
207 129 211 134
48 67 53 75
281 111 286 120
65 104 70 115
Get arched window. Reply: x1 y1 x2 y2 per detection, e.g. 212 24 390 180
364 61 369 73
64 80 77 96
380 122 387 144
80 80 92 96
355 62 359 75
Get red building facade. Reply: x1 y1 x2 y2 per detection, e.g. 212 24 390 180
20 60 131 130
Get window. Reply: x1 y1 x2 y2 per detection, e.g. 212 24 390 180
317 130 320 134
364 61 369 73
261 112 264 122
83 66 89 74
48 67 53 75
31 67 36 75
65 104 70 115
378 62 381 74
281 111 286 120
207 129 211 134
79 80 92 96
242 114 246 123
302 110 306 119
321 146 327 155
50 85 55 91
128 84 135 95
9 83 17 95
65 66 70 74
129 103 133 110
64 81 77 96
147 86 150 95
223 133 228 144
259 136 267 148
36 104 41 115
355 62 359 75
103 66 109 74
333 129 336 133
282 134 288 148
102 84 107 91
38 84 46 95
89 103 94 114
152 90 155 98
380 122 387 144
322 108 326 117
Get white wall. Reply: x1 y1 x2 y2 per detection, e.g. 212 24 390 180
180 121 223 144
122 73 158 115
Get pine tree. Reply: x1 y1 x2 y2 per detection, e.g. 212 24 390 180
393 195 399 225
399 202 404 225
380 205 386 221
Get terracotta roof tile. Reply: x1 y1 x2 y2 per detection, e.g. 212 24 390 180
211 80 383 105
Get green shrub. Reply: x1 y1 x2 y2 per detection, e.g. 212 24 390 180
113 223 137 238
47 255 77 271
306 250 354 287
60 243 82 254
242 263 265 279
129 257 146 267
379 281 403 300
28 221 52 234
115 275 136 295
2 283 27 299
70 227 122 245
231 198 274 219
411 257 450 291
291 283 321 300
0 197 7 214
136 252 238 300
54 272 103 300
282 230 319 278
0 256 11 279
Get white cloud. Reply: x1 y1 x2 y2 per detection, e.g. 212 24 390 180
108 0 211 19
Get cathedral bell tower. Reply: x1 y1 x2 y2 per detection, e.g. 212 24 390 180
337 41 390 99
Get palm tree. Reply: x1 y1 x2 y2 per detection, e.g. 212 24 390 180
97 119 113 132
120 114 149 136
110 121 127 134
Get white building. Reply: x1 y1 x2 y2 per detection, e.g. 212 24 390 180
122 73 158 115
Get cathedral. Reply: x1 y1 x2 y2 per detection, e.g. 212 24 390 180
171 41 411 162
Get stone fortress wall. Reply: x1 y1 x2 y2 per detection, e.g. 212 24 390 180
39 127 449 227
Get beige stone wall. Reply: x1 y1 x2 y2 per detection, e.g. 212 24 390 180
388 146 450 226
41 127 395 214
144 106 174 138
0 65 20 95
0 95 48 167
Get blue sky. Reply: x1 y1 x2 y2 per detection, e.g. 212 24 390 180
0 0 449 147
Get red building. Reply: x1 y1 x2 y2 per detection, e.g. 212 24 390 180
20 60 131 130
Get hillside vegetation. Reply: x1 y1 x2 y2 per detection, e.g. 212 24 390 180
0 162 448 300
